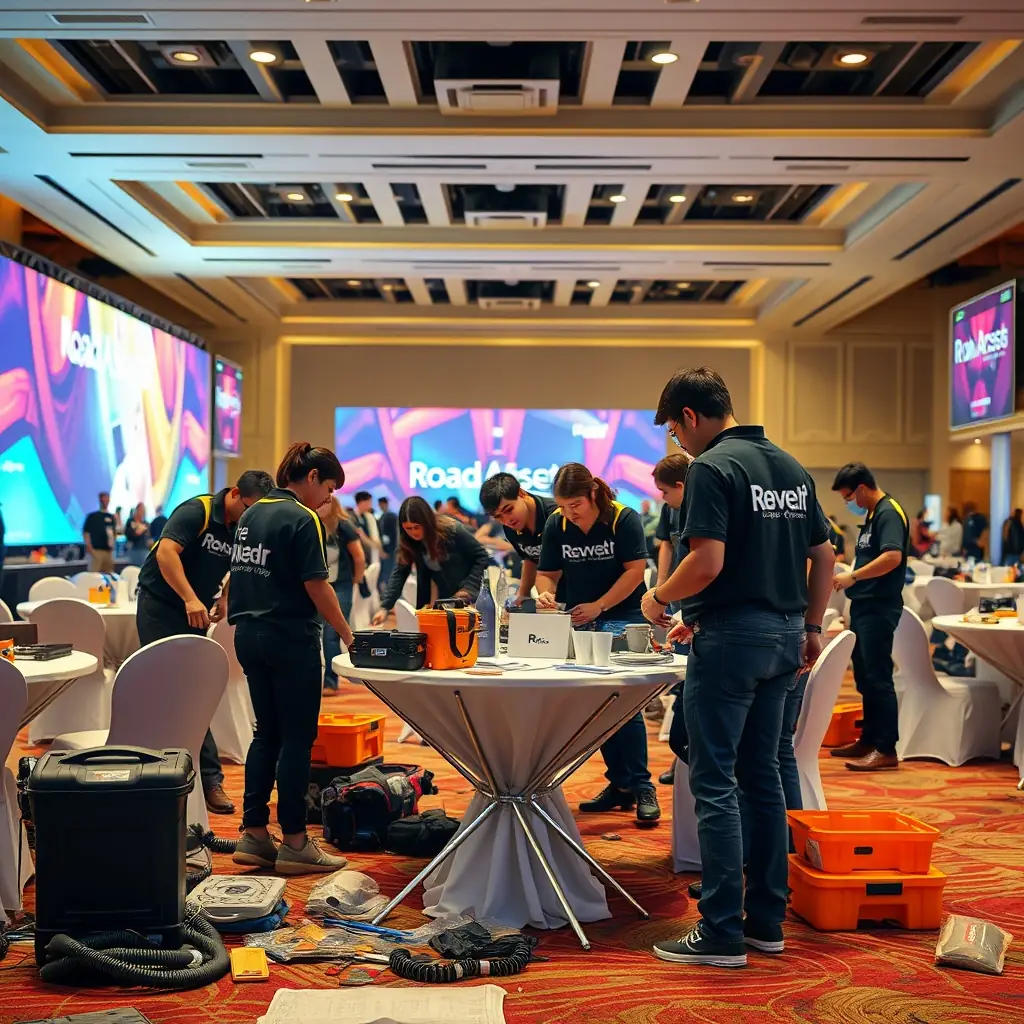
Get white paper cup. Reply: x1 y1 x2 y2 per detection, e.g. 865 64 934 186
592 631 613 666
572 630 594 665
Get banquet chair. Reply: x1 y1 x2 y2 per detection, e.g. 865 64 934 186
394 600 425 744
671 758 701 873
0 599 12 623
27 576 77 602
350 563 381 631
72 571 110 597
27 600 113 744
207 620 254 764
0 660 31 926
120 564 141 599
926 576 965 617
793 630 856 810
52 635 229 832
892 607 1002 766
822 608 840 632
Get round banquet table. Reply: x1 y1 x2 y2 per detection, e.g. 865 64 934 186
18 599 140 669
333 653 684 948
14 651 100 729
903 580 1024 619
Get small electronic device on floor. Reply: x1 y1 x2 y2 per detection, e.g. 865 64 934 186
230 947 270 982
188 875 286 924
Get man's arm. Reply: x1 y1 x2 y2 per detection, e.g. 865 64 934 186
517 559 539 604
657 538 674 587
834 549 902 589
803 540 836 667
304 579 354 647
156 541 210 628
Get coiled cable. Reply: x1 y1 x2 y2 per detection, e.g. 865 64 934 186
187 823 238 855
388 939 532 982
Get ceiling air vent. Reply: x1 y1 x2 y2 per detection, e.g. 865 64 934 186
479 296 543 310
185 161 254 170
48 13 153 24
437 81 558 115
433 43 560 116
861 15 963 26
462 185 549 228
465 211 547 228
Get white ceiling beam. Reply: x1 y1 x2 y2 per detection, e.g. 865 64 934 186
610 186 646 227
554 279 576 307
730 43 786 104
417 180 452 226
650 39 706 109
588 281 616 308
582 39 627 107
226 41 284 103
367 36 418 106
560 180 593 228
322 183 356 222
445 278 468 306
405 277 433 305
292 36 350 106
664 183 704 226
362 179 405 226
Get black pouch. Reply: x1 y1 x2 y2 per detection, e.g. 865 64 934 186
348 630 428 671
386 808 461 857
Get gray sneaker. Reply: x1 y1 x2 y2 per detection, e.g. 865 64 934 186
276 837 349 875
233 831 279 869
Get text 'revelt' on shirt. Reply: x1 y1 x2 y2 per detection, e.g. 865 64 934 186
227 487 329 631
850 495 910 607
678 425 831 623
137 489 233 609
538 502 648 619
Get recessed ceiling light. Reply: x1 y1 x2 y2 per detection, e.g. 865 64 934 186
587 281 601 289
651 52 679 65
249 50 279 64
676 282 692 288
732 193 755 203
668 194 687 203
346 279 361 286
974 437 982 444
609 194 627 203
169 50 201 64
335 192 354 202
494 183 516 193
285 192 306 202
837 51 870 66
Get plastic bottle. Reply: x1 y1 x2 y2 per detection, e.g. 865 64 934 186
494 572 509 654
476 574 497 657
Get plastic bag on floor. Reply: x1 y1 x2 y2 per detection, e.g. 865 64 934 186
935 915 1013 975
306 869 388 921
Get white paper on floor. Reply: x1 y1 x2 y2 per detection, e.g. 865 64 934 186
256 983 508 1024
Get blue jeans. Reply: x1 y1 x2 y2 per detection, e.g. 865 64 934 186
322 585 354 689
683 605 804 943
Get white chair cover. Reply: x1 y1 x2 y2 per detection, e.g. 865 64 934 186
27 576 77 602
28 600 113 743
671 757 701 873
53 636 229 831
394 601 424 743
822 608 840 632
0 660 31 925
208 620 254 764
120 564 141 600
893 607 1002 766
926 577 964 617
793 631 856 810
72 571 110 597
658 692 674 742
350 563 382 631
0 599 11 624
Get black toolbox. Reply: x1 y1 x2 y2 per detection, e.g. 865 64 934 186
27 746 194 964
348 630 428 671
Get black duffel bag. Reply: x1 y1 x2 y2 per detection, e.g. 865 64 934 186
387 809 461 858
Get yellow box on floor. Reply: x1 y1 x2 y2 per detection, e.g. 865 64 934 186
788 810 940 874
788 855 948 931
312 712 386 766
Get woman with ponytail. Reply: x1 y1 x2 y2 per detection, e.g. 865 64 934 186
536 462 658 826
228 442 353 875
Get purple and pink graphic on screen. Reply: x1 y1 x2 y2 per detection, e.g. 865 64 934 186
0 255 211 546
214 357 243 457
950 282 1017 429
334 407 664 512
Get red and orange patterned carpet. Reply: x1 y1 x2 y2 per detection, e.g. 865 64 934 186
3 683 1023 1024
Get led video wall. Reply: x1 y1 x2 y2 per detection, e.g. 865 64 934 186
334 407 663 511
0 254 211 546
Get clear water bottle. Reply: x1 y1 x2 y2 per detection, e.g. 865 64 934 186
476 576 497 658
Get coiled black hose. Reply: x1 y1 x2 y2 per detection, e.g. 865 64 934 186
39 913 230 990
388 939 532 982
187 823 238 855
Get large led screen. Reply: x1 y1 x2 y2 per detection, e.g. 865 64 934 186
0 255 211 546
334 407 664 512
213 355 243 458
950 280 1017 430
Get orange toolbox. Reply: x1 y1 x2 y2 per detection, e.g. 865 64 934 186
312 713 386 766
788 810 939 874
822 702 863 747
789 855 947 931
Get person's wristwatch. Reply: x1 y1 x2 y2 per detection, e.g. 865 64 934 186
805 624 822 634
652 589 668 607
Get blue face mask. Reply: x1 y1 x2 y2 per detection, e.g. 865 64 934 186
845 498 867 517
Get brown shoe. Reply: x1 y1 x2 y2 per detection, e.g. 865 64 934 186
204 783 236 815
845 750 899 772
829 741 873 759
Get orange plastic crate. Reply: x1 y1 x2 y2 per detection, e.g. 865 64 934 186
788 855 947 931
821 702 862 747
788 810 939 874
311 713 386 766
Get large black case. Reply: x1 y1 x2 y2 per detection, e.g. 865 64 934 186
27 746 194 964
348 630 428 671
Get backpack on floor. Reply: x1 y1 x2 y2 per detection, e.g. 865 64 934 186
387 809 461 858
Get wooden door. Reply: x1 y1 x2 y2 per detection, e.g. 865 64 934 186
948 469 990 518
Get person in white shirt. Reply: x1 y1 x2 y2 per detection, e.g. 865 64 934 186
937 508 963 558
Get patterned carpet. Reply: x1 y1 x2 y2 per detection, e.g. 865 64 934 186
3 682 1023 1024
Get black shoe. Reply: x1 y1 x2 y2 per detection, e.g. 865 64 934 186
653 922 747 968
579 786 635 813
635 784 661 826
743 920 784 954
659 767 675 785
688 880 702 900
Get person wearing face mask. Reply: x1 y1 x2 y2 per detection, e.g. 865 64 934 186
229 442 355 875
642 367 834 969
830 463 909 774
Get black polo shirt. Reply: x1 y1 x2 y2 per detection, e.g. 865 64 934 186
656 502 683 574
331 518 361 588
503 492 556 564
850 495 909 606
679 425 830 623
83 510 116 551
227 488 328 629
538 502 648 619
138 490 233 609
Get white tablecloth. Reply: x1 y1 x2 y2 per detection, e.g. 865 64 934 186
15 651 100 729
931 616 1024 688
18 599 140 668
334 654 682 931
904 580 1024 618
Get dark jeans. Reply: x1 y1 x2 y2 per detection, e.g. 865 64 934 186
849 601 901 756
322 585 354 689
236 621 322 836
683 605 804 944
136 589 224 787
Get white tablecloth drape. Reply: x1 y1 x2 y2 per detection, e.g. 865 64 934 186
18 600 140 669
16 652 100 728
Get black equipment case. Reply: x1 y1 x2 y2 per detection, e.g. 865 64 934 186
348 630 428 671
27 746 194 964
